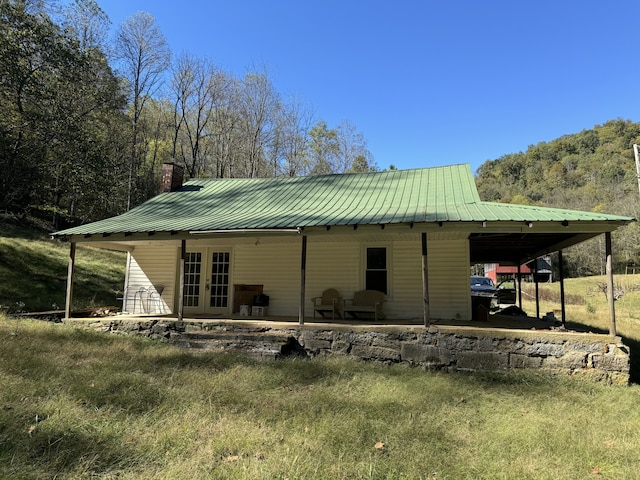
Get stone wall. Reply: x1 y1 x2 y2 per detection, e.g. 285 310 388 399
64 318 631 385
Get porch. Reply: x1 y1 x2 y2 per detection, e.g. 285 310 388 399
63 311 631 384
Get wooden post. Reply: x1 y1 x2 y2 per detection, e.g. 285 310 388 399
299 235 307 325
64 242 76 320
559 250 566 326
421 232 430 327
534 257 540 319
605 232 617 336
517 263 522 308
178 239 185 322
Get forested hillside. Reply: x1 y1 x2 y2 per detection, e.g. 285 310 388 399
0 0 375 229
475 118 640 277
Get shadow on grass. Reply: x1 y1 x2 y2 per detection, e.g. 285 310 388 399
0 419 137 478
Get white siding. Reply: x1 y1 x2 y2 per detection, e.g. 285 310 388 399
123 232 472 320
232 242 301 316
125 244 178 314
426 236 471 320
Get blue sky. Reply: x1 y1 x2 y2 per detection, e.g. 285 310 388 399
94 0 640 173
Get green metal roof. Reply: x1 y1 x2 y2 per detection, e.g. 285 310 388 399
53 163 633 237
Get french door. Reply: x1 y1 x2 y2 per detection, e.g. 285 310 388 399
183 248 232 314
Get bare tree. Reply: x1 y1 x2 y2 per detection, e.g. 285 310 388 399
335 120 375 173
115 11 170 208
237 70 280 177
60 0 110 53
274 96 314 176
170 54 233 178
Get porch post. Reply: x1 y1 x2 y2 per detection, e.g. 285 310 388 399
534 257 540 319
421 232 430 327
64 242 76 320
299 235 307 325
517 263 522 308
559 250 566 326
605 232 617 336
178 239 185 322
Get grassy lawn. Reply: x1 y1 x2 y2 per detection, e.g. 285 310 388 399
0 219 125 313
3 223 640 478
1 316 640 480
519 274 640 383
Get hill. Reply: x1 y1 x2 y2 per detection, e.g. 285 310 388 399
474 118 640 277
0 215 125 314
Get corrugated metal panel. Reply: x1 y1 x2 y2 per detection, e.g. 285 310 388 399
124 245 178 314
55 164 629 238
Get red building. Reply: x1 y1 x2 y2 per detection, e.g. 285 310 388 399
485 256 552 283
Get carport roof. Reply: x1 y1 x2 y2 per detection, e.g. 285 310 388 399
53 164 632 239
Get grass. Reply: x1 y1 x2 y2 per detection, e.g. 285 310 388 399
3 222 640 477
518 275 640 383
2 316 640 480
0 218 125 313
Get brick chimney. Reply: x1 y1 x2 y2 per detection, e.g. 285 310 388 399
160 162 184 193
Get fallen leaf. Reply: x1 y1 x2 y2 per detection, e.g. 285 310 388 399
374 441 385 450
591 466 602 475
224 455 240 463
603 439 615 447
304 426 309 433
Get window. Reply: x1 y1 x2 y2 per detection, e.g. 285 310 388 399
365 247 387 294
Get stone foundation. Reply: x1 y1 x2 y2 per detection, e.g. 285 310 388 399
64 318 631 385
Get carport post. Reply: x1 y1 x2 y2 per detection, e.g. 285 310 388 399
64 242 76 320
605 232 617 336
534 257 540 318
299 235 307 325
559 250 566 326
422 232 430 326
517 263 522 308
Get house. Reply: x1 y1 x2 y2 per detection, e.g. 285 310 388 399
52 163 632 331
485 256 552 283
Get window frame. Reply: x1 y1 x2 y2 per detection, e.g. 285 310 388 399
362 244 391 296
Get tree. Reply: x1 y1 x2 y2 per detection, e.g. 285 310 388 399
236 70 280 178
115 11 170 208
59 0 110 53
335 120 375 173
274 96 314 177
0 1 128 225
307 120 339 175
170 54 232 178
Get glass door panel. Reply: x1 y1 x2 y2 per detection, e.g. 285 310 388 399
208 251 230 309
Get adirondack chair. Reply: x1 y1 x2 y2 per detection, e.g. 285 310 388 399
312 288 342 320
343 290 385 321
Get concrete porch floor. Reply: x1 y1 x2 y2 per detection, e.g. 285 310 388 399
98 311 604 336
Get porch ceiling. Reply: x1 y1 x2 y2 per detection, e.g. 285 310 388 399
469 231 600 265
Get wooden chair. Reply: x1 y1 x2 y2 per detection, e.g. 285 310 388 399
312 288 342 320
343 290 385 321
